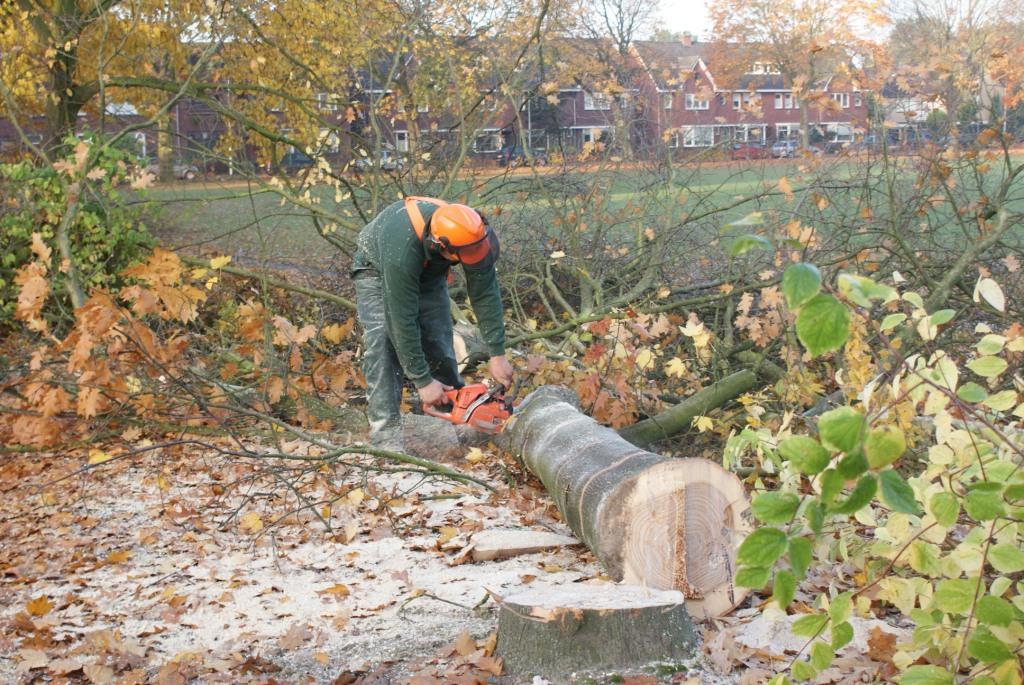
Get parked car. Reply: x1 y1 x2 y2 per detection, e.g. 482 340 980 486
144 160 200 180
496 145 549 167
353 149 405 172
278 150 314 174
771 140 822 158
730 142 770 160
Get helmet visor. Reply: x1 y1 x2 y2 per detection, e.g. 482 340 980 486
450 227 499 270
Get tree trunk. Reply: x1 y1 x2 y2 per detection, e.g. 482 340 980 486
158 113 175 182
618 369 757 448
505 386 752 619
496 583 696 680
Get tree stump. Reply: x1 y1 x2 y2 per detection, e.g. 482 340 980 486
505 386 753 619
496 583 696 679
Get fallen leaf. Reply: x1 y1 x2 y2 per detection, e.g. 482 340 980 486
465 447 485 464
84 663 115 684
17 649 49 672
106 550 131 564
454 630 476 656
240 512 263 534
278 623 313 649
474 655 503 676
438 526 458 545
26 596 53 616
49 658 84 675
88 448 115 465
318 583 350 598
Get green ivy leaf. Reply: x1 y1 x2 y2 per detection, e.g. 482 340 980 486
810 641 833 670
976 334 1006 355
879 469 919 514
795 294 850 357
964 490 1006 521
819 469 845 507
880 313 906 331
929 309 956 325
736 527 789 568
782 263 822 309
735 565 770 588
792 613 829 637
828 591 853 624
773 569 796 608
829 474 877 515
976 595 1015 627
865 427 906 469
933 578 978 615
983 390 1018 412
899 666 954 685
967 626 1014 663
928 492 959 527
730 233 773 256
778 436 831 475
956 382 989 403
791 660 817 682
837 273 898 307
789 537 812 579
752 492 800 524
989 543 1024 573
967 356 1009 378
818 406 865 453
831 621 854 650
836 449 868 479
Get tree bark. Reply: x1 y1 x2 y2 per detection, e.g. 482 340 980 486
496 583 696 679
618 369 757 448
506 386 752 618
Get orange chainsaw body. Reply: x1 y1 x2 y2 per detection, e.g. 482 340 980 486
423 383 512 434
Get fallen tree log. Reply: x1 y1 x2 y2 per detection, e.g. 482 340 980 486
618 369 757 448
496 583 696 679
506 386 752 618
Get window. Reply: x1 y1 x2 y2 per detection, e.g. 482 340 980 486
732 92 752 111
776 123 799 139
473 131 502 153
662 93 673 110
685 93 709 110
774 93 795 109
681 125 714 147
395 131 408 152
417 103 429 113
734 125 765 143
854 93 862 107
316 92 338 111
831 93 850 108
667 130 679 148
584 92 612 110
750 62 781 74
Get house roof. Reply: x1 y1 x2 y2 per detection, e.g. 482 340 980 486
631 40 705 88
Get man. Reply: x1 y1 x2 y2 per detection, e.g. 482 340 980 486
352 196 514 443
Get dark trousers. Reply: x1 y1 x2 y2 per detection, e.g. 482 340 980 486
354 273 462 433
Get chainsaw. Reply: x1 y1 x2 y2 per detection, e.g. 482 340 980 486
423 381 518 433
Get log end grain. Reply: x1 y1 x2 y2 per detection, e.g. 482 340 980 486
496 582 696 680
617 459 754 620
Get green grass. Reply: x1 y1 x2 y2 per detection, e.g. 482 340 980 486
147 155 1024 273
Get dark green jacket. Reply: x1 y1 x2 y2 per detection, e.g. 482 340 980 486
352 199 506 387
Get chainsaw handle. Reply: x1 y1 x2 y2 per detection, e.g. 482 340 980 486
423 403 455 421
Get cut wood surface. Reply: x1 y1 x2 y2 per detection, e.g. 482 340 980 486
469 528 580 562
496 582 696 679
506 386 753 619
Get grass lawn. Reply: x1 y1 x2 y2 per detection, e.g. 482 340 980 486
147 153 1023 274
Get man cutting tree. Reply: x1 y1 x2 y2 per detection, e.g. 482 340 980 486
352 196 514 444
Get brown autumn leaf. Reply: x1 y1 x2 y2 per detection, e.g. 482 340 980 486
778 176 794 201
26 595 53 617
454 630 476 657
48 657 84 675
83 663 115 684
278 623 313 649
17 649 49 671
473 656 503 676
318 583 350 598
105 550 131 565
867 626 897 665
30 232 52 263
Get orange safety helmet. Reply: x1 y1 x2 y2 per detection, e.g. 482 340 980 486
405 197 499 269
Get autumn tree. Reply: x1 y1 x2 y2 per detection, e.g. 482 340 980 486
709 0 887 147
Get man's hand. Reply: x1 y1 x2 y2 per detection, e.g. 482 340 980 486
418 379 453 406
488 355 514 387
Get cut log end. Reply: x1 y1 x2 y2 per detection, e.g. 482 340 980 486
619 459 754 619
496 582 696 679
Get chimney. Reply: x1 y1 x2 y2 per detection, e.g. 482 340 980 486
681 32 694 46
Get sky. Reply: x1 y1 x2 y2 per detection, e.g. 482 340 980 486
657 0 713 40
